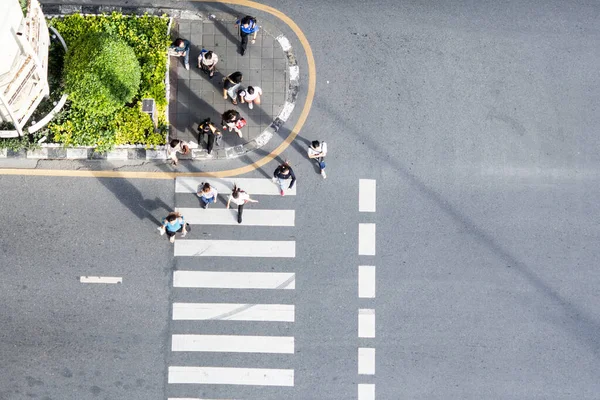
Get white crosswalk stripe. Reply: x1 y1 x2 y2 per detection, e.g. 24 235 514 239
168 366 294 387
174 240 296 257
172 303 295 322
174 271 295 289
176 177 297 196
171 334 294 353
168 177 297 395
176 207 295 226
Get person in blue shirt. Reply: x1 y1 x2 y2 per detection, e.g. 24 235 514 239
158 212 187 243
235 16 259 56
169 38 190 70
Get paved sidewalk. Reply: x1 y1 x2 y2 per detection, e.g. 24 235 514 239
169 16 289 159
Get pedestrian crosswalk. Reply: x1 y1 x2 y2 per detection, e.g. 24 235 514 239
167 177 297 399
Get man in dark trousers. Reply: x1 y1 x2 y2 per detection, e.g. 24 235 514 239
197 118 221 155
235 16 259 56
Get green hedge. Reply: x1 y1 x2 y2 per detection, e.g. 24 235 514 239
47 13 170 150
65 32 141 116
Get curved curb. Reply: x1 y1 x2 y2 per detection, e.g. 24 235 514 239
6 4 300 161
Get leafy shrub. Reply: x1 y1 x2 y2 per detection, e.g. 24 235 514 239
47 13 170 149
64 32 140 116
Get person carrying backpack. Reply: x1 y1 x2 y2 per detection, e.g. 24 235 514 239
197 118 221 154
307 140 328 179
235 16 259 56
226 184 259 224
198 49 219 78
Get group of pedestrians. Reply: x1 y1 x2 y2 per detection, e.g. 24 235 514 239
167 16 263 161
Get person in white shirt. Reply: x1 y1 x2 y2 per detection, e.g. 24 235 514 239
226 184 258 224
239 86 262 109
168 139 189 166
307 140 328 178
197 182 218 209
198 50 219 78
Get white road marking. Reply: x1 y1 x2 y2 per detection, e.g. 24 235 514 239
175 208 295 226
358 266 376 298
359 179 377 212
168 366 294 387
358 383 375 400
358 224 376 255
174 240 295 258
172 334 294 354
172 303 295 322
79 276 122 284
358 309 376 338
358 348 376 375
168 398 237 400
175 177 296 195
173 271 295 289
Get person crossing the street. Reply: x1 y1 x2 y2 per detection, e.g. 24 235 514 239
197 182 218 209
226 184 259 224
307 140 328 179
273 161 296 196
158 212 188 244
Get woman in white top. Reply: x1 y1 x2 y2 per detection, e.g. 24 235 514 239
168 139 189 166
239 86 262 109
226 184 258 224
197 182 218 209
198 50 218 78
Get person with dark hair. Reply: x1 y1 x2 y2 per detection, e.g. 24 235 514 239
198 49 218 78
239 85 263 109
226 184 258 224
221 109 245 138
158 212 188 243
235 16 259 56
307 140 328 179
168 139 189 166
197 118 221 154
272 161 296 196
169 38 190 70
197 182 218 209
223 71 243 104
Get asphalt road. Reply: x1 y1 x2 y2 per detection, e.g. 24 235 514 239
3 0 600 399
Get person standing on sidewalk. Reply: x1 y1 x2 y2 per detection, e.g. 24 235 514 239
238 86 263 109
197 182 219 209
307 140 328 179
169 38 190 70
235 16 259 56
272 161 296 196
158 212 188 243
221 109 245 138
168 139 190 166
226 184 259 224
223 71 243 104
197 118 221 155
198 49 219 78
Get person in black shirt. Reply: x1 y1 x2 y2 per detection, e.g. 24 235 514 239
197 118 221 154
272 162 296 196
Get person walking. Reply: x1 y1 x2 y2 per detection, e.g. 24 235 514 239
197 182 218 209
197 118 221 155
226 184 259 224
169 38 190 70
198 49 218 78
158 212 188 243
238 86 263 109
235 16 259 56
223 71 243 104
307 140 328 178
221 109 246 138
272 161 296 196
168 139 189 166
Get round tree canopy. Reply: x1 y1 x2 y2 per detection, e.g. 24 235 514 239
64 32 141 116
